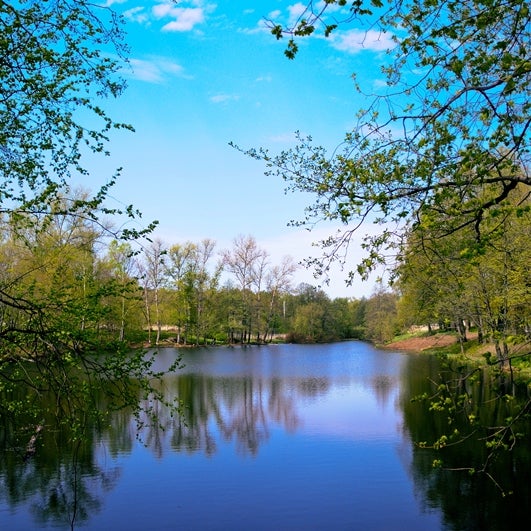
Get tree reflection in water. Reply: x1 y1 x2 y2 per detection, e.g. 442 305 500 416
1 344 529 531
0 369 332 529
0 429 120 530
133 373 327 457
400 354 531 531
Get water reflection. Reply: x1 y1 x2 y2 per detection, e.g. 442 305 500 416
126 344 401 460
400 354 531 531
1 343 529 530
135 373 335 457
0 433 120 529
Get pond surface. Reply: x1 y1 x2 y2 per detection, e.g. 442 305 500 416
1 341 529 530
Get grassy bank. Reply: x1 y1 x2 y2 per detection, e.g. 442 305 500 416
383 330 531 387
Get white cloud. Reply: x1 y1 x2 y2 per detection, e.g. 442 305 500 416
152 2 214 32
162 8 205 31
152 3 174 18
123 6 149 24
288 3 307 25
330 29 396 54
127 56 188 83
210 93 240 104
267 9 282 19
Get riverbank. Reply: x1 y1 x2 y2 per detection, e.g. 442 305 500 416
383 332 468 352
383 331 531 386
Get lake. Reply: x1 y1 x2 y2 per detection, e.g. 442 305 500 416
1 341 529 530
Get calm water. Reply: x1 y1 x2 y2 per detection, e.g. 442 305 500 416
1 341 529 530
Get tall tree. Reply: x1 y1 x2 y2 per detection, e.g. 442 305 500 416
103 240 142 342
221 235 269 343
166 239 221 345
141 239 167 346
264 256 298 341
243 0 531 281
166 242 197 344
191 239 222 344
363 288 399 343
0 1 173 455
398 181 530 360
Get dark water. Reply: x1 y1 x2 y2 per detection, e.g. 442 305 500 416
1 342 529 530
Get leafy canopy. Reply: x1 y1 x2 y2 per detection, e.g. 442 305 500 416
248 0 531 282
0 0 168 450
0 0 154 239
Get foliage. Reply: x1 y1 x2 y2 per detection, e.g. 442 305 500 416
411 358 531 496
246 0 531 281
258 0 531 487
397 182 531 363
0 0 156 239
0 0 168 455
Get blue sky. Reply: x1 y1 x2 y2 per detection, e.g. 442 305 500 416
96 1 395 298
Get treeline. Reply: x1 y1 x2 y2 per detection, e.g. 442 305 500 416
137 234 373 346
0 199 391 350
1 185 529 355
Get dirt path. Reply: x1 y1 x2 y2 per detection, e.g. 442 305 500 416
384 333 472 352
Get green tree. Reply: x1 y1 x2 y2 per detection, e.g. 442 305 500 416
166 239 221 345
166 242 197 344
102 240 143 342
263 256 298 341
0 0 154 237
255 4 531 480
292 302 327 342
364 288 399 343
244 0 531 281
288 284 331 342
398 182 530 360
0 1 175 456
221 235 269 343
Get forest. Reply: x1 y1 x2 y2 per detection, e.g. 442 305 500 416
0 0 530 481
2 202 529 364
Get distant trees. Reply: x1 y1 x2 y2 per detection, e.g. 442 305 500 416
123 234 390 346
221 235 269 343
165 239 221 345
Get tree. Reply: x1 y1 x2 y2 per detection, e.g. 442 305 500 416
221 235 269 343
103 240 143 342
264 256 298 341
252 0 531 476
292 302 327 342
364 288 398 343
166 242 197 344
288 284 331 342
397 181 530 360
0 0 155 237
0 1 174 457
190 239 222 344
140 239 167 345
166 239 221 345
241 0 531 282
